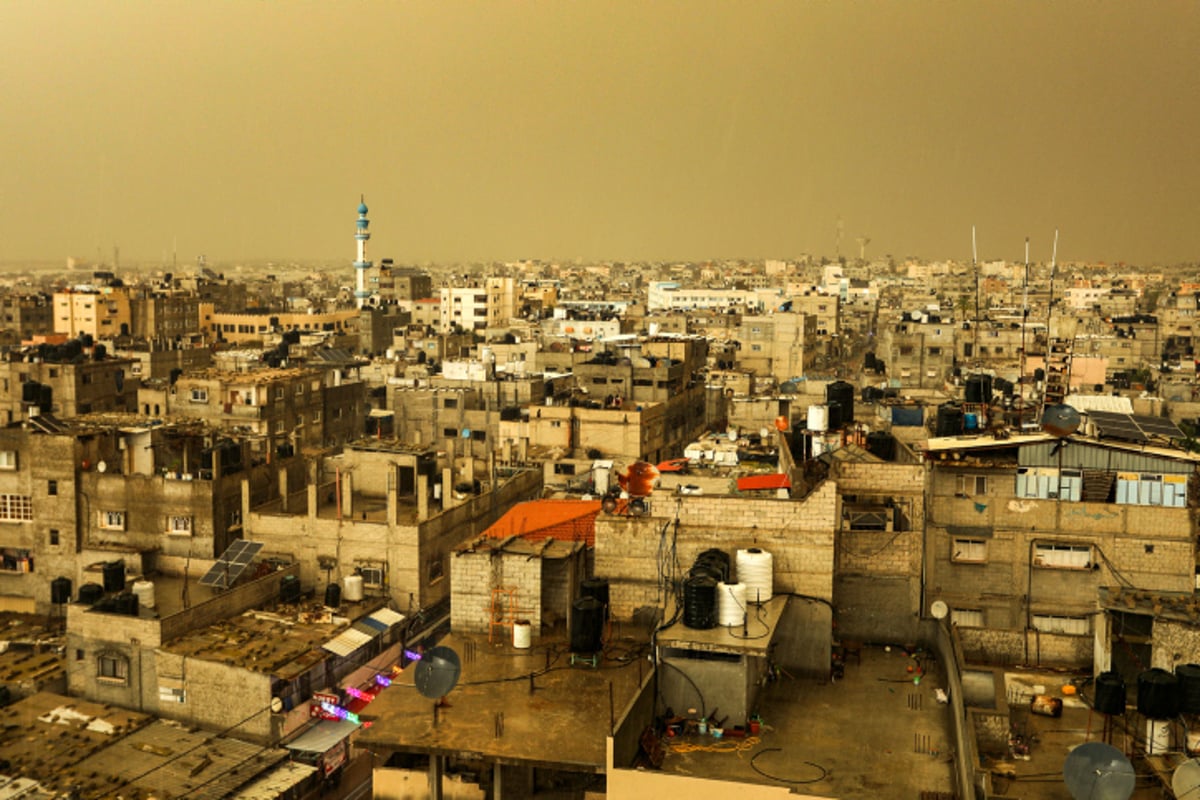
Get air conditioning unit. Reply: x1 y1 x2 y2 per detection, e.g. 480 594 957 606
359 567 384 588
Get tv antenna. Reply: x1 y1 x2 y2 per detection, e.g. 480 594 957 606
856 236 871 261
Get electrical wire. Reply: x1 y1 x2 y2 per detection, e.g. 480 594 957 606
748 748 829 785
668 734 761 754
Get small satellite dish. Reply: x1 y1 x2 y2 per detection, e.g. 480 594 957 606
414 645 462 699
1042 404 1082 437
1173 759 1200 799
930 600 949 620
270 696 283 713
97 460 107 473
1063 742 1135 800
461 428 472 439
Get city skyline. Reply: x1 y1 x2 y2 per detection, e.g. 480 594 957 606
2 1 1198 266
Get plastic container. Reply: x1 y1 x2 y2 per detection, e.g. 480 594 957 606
513 620 532 649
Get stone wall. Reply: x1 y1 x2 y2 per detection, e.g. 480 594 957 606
451 552 541 640
956 626 1092 668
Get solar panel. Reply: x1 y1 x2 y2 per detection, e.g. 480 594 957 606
199 540 265 588
1087 411 1184 444
1088 411 1147 443
28 414 68 434
1134 414 1184 439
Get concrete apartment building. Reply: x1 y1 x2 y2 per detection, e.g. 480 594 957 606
877 311 958 388
127 288 201 340
439 276 517 333
0 414 274 614
922 428 1200 676
735 311 818 384
245 441 542 612
153 366 365 455
0 292 54 340
53 286 132 339
202 306 361 345
0 342 138 424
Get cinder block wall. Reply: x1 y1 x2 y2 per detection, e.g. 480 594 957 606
595 483 838 620
450 552 542 640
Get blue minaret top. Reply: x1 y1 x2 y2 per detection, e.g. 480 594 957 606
356 196 371 235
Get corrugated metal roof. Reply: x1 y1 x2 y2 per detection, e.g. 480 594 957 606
285 719 360 754
369 607 405 627
323 627 374 657
1063 394 1134 413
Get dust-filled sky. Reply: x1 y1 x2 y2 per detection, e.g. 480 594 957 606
2 1 1198 266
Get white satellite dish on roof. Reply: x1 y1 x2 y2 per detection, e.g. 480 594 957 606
931 600 949 620
97 460 107 473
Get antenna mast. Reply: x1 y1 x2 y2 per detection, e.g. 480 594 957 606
1020 237 1030 408
972 226 980 370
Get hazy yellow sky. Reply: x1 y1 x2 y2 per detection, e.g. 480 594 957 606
2 1 1197 265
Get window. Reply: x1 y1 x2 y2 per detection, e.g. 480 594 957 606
554 463 577 476
951 538 988 563
950 608 984 627
1032 614 1090 636
99 510 125 530
360 566 384 588
443 428 458 438
295 384 304 395
47 480 57 496
956 475 987 497
274 419 285 433
275 388 284 400
1034 543 1091 570
471 430 486 442
97 652 129 683
189 388 208 403
443 397 458 409
168 516 192 536
49 529 59 546
427 554 445 584
312 410 321 423
0 547 33 572
0 450 16 470
0 494 33 522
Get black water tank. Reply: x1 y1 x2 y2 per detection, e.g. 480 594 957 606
964 374 993 404
935 404 965 437
863 352 877 371
694 549 731 583
827 400 844 431
102 561 125 592
581 577 610 619
1137 668 1180 719
115 591 139 616
78 582 105 605
866 431 896 461
826 381 855 423
280 575 302 604
1093 671 1127 716
570 596 604 654
1176 664 1200 714
1034 367 1046 382
38 384 52 412
50 576 73 605
22 380 41 403
682 574 718 630
324 582 341 608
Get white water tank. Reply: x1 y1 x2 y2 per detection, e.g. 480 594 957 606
131 580 157 610
343 574 365 602
807 404 829 432
513 620 532 649
736 548 774 604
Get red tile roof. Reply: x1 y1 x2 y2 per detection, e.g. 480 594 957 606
483 499 601 547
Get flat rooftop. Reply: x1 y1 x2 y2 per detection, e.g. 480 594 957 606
658 643 957 799
359 630 648 773
161 608 345 678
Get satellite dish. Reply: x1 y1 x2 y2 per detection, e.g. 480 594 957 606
1042 404 1081 437
461 428 472 439
1063 742 1135 800
414 645 462 699
930 600 949 620
97 461 107 473
270 696 283 713
1172 758 1200 799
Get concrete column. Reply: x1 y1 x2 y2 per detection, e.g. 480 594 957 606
502 439 512 464
428 754 444 800
342 471 353 517
279 468 289 512
442 467 455 510
518 437 528 461
493 761 503 799
240 478 250 530
307 479 317 521
417 473 429 521
387 465 397 524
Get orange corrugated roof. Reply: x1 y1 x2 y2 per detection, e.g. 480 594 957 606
483 499 601 547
